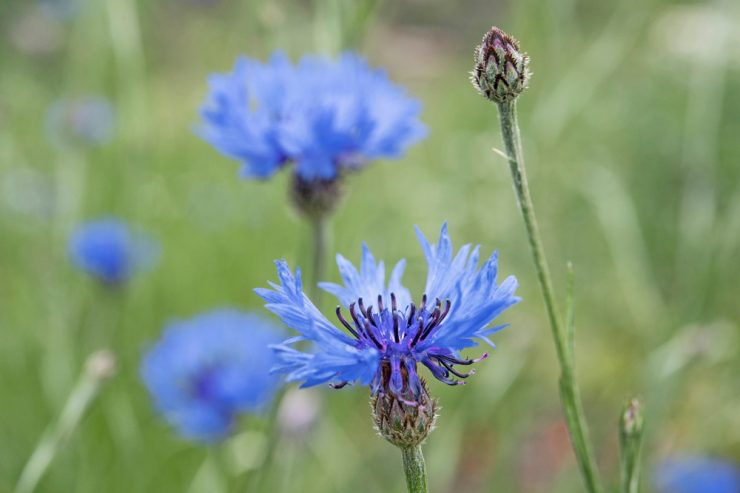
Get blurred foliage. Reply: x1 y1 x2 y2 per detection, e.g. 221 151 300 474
1 0 739 492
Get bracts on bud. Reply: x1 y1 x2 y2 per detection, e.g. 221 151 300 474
289 174 345 221
472 26 531 104
372 362 437 448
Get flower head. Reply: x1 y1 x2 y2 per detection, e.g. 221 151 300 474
45 97 115 149
654 456 740 493
471 26 531 103
140 309 285 442
256 224 519 402
197 51 426 183
68 218 158 285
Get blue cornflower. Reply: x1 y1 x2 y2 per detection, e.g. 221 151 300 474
45 97 115 149
197 51 426 182
140 309 285 442
654 456 740 493
256 224 520 401
68 218 157 285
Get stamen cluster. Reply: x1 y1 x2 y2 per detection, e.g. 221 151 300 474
335 293 488 399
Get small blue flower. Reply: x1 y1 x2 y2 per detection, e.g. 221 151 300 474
68 218 157 285
654 456 740 493
45 97 115 149
140 309 285 442
198 51 426 181
256 224 519 399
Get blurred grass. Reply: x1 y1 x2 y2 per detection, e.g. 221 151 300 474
1 0 739 492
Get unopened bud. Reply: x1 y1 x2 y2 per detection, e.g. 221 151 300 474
277 387 321 438
620 398 644 438
619 398 645 493
85 349 117 380
472 26 531 103
289 174 344 221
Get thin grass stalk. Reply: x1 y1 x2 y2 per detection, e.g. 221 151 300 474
495 99 603 493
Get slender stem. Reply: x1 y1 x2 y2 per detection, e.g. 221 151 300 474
15 351 115 493
496 100 603 493
247 387 288 492
310 215 329 304
401 446 428 493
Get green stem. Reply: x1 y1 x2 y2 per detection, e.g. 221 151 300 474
496 100 603 493
310 215 330 304
247 387 288 492
401 446 428 493
15 351 115 493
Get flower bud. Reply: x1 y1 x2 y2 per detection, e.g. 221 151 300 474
289 174 344 221
619 398 645 493
85 349 117 380
620 398 644 438
472 26 531 103
371 379 437 448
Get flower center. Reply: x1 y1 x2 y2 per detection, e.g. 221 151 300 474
335 293 451 352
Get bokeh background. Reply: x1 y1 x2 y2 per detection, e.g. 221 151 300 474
1 0 739 492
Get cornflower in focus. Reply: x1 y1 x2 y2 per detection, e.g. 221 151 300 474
68 218 158 285
197 51 426 219
45 97 115 149
140 309 285 442
257 224 519 447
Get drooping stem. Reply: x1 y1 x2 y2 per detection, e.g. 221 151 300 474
401 446 428 493
15 351 115 493
495 100 603 493
310 215 330 304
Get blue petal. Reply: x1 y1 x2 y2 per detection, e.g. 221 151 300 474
654 456 740 493
319 243 411 309
413 224 521 353
140 309 284 443
257 260 381 388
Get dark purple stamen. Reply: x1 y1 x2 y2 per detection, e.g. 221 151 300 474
410 316 426 347
349 302 363 331
420 305 441 340
440 299 451 321
407 303 416 326
332 293 488 392
436 357 475 379
336 306 360 339
358 297 367 317
363 320 383 349
436 352 489 366
330 381 349 389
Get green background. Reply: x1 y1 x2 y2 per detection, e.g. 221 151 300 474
1 0 739 491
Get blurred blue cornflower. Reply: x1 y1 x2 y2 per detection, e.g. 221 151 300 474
654 456 740 493
140 309 285 442
197 51 426 182
45 97 115 149
68 218 158 285
256 224 519 401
